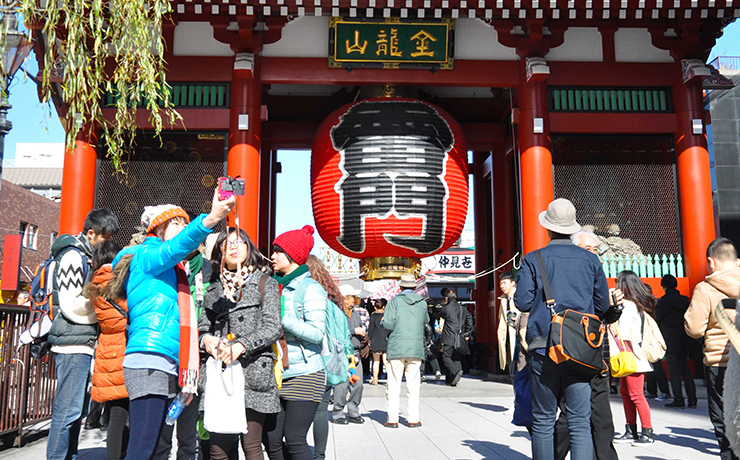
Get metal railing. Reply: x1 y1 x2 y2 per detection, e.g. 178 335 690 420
709 56 740 72
599 253 684 279
0 305 56 445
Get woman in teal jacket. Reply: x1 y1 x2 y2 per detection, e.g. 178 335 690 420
114 189 234 460
264 225 327 460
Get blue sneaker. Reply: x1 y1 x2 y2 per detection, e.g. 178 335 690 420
655 393 671 401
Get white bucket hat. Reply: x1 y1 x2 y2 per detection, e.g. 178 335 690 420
538 198 582 235
339 284 361 297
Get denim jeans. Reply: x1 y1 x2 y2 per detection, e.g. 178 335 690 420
47 352 92 460
530 352 593 460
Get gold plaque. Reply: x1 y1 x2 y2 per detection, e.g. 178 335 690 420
360 257 421 281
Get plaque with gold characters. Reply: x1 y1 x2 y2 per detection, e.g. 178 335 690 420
329 17 454 70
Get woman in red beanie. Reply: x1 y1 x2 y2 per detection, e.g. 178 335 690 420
264 226 328 460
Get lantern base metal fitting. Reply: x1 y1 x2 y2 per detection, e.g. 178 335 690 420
360 257 421 281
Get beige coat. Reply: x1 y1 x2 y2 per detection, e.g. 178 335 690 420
685 266 740 367
497 288 520 370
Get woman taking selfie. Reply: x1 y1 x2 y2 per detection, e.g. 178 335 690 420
199 228 282 460
114 189 235 460
612 270 655 445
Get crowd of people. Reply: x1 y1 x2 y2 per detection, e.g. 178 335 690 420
34 186 740 460
40 186 475 460
504 197 740 460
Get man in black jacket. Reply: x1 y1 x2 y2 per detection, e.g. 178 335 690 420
439 288 472 386
657 274 697 408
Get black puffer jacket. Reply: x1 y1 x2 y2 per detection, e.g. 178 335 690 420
656 287 691 351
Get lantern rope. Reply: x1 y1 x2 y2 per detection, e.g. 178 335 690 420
472 252 521 279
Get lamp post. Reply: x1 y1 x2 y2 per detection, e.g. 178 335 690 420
0 12 33 200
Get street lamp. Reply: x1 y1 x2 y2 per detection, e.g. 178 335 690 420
0 12 33 199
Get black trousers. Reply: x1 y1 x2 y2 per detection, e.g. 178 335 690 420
707 366 740 460
105 399 129 460
645 359 670 396
666 352 697 404
263 399 320 460
554 372 618 460
153 394 200 460
312 386 332 460
441 345 462 383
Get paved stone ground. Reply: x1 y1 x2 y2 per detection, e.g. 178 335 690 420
0 375 719 460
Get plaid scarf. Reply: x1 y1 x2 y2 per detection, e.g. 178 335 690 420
220 265 254 302
176 263 199 393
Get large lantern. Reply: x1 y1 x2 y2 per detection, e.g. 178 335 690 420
311 97 468 280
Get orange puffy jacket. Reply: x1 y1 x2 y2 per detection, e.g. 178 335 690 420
84 262 130 403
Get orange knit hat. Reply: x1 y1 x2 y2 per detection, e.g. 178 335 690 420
142 205 190 233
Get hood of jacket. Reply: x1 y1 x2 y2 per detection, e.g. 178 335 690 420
52 233 93 258
398 290 425 305
706 266 740 299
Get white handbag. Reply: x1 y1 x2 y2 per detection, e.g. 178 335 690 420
203 357 248 434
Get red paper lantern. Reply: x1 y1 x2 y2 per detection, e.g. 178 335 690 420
311 97 468 277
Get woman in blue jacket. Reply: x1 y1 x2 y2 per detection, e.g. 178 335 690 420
114 189 234 460
264 226 327 460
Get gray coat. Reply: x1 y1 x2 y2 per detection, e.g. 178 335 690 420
199 270 282 414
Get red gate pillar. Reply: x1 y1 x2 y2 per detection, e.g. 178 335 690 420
518 60 554 254
674 75 715 292
228 50 262 241
59 129 98 235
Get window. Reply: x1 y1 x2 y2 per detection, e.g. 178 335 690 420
19 222 27 245
20 222 38 250
50 231 57 247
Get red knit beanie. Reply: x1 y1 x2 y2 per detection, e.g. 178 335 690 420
273 225 315 265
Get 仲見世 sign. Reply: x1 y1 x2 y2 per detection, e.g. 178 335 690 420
329 18 454 70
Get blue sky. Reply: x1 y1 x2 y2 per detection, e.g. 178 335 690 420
7 21 740 245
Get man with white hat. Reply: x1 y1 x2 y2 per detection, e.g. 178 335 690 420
514 198 610 460
381 274 430 428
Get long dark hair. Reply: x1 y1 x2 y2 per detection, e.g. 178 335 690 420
212 228 265 273
306 255 345 306
616 270 657 315
92 240 121 272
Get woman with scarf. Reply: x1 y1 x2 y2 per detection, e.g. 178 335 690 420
264 226 327 460
113 189 235 460
199 228 282 459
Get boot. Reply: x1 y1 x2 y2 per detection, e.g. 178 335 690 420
613 424 638 443
634 428 654 444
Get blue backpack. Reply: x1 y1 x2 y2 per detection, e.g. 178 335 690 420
29 246 87 319
295 279 353 386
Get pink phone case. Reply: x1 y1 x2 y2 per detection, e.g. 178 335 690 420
218 177 233 201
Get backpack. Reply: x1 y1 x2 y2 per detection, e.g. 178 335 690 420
641 312 667 363
22 246 89 358
29 246 88 320
295 278 352 386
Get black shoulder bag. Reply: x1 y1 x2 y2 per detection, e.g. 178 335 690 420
535 250 606 378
